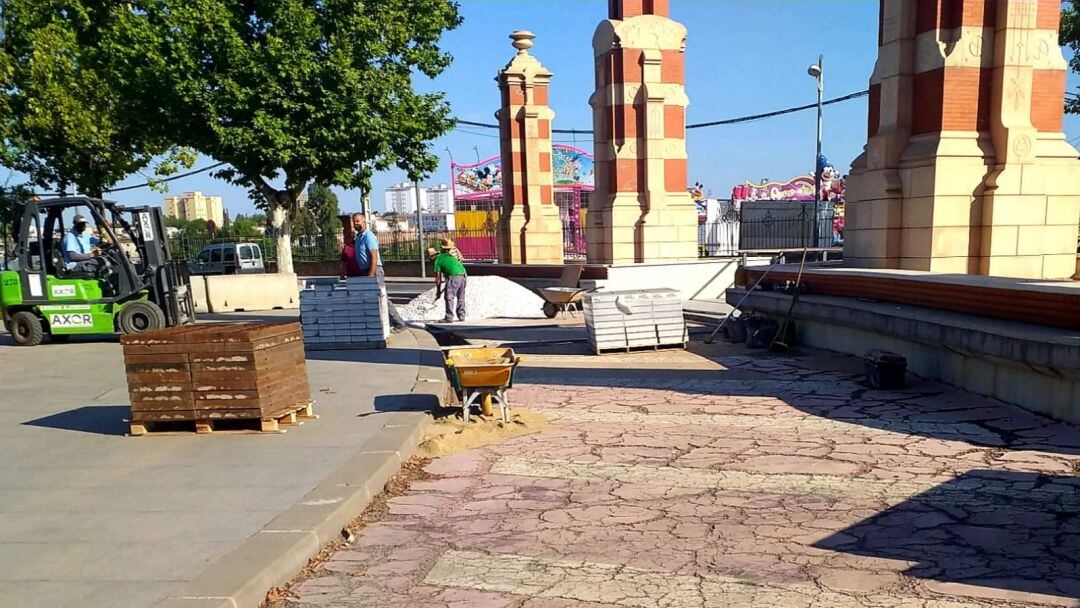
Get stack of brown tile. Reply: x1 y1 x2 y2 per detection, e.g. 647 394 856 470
122 323 311 434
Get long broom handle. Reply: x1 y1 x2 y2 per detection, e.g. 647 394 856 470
769 248 809 349
706 253 782 341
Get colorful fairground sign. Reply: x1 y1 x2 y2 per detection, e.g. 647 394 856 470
730 155 845 204
451 144 595 202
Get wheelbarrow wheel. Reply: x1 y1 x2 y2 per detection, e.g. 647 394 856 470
481 394 494 417
542 302 558 319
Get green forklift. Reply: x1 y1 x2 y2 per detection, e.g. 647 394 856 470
1 196 195 346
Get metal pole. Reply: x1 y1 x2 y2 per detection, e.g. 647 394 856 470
415 180 426 278
813 54 824 248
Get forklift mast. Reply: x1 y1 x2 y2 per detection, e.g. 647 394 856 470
119 204 192 327
124 205 171 268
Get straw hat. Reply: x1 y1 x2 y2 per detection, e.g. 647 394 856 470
426 247 438 258
440 238 455 250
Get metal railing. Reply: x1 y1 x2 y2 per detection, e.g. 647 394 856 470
166 213 850 267
378 229 497 262
168 229 500 264
738 210 839 252
698 208 842 258
563 225 587 260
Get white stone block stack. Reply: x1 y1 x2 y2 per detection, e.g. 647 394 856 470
300 277 389 350
583 289 687 354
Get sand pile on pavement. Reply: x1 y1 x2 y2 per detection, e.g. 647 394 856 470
399 275 545 322
416 409 549 458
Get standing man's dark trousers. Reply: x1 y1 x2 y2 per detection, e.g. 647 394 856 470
443 275 466 322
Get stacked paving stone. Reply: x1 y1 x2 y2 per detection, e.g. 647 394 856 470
300 277 389 350
122 323 311 433
583 289 687 354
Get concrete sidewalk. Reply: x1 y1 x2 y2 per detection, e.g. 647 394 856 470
0 323 445 608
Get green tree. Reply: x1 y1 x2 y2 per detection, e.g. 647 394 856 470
229 215 259 238
123 0 461 273
163 215 188 230
0 0 193 196
0 183 30 255
1063 2 1080 114
295 183 342 237
184 219 209 236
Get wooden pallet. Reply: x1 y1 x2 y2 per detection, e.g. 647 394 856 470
128 401 317 436
594 342 688 355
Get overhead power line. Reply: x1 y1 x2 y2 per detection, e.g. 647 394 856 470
687 90 869 129
455 89 871 134
26 90 873 196
104 161 229 193
25 161 230 197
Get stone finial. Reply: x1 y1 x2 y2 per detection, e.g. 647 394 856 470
510 31 536 55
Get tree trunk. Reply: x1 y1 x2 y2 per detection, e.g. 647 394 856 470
271 204 294 275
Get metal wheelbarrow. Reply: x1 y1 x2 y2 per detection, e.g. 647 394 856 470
444 347 523 423
535 265 587 319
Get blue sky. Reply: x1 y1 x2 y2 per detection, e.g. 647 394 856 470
7 0 1080 214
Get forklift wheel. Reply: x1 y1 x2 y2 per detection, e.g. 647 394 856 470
118 301 166 335
9 312 44 346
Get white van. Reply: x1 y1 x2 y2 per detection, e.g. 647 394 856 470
188 242 265 275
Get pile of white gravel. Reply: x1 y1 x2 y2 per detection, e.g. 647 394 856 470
399 275 545 322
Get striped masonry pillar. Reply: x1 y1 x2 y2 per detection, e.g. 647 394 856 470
494 31 565 265
586 0 699 264
981 0 1079 278
846 0 1080 279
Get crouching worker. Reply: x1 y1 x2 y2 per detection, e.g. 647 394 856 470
432 239 467 323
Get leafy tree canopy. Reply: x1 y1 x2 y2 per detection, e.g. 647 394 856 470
0 0 194 195
1062 1 1080 114
228 215 261 238
295 183 342 236
123 0 460 217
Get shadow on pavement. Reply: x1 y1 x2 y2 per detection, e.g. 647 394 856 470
813 469 1080 601
198 312 300 323
512 364 1080 456
0 333 120 347
305 347 431 366
23 405 130 436
366 393 441 415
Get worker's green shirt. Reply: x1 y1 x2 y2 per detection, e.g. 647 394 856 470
433 252 467 277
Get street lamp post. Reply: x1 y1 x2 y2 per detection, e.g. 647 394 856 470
808 55 824 248
415 179 426 278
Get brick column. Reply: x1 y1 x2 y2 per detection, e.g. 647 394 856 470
846 0 1079 279
495 31 564 265
980 0 1080 278
844 0 917 269
586 0 698 264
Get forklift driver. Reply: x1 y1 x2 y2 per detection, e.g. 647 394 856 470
62 214 110 276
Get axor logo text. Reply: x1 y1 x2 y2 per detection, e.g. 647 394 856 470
49 313 92 328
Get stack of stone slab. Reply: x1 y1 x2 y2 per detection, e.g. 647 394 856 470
299 277 389 350
122 323 312 434
583 289 688 354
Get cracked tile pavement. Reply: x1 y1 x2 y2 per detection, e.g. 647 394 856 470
276 343 1080 608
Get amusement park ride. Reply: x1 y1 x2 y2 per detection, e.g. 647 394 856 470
450 145 595 259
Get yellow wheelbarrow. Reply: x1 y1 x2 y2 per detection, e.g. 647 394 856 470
444 347 523 423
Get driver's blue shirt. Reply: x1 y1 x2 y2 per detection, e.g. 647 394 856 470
61 229 101 269
353 230 382 274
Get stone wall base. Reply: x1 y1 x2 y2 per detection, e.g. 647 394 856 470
729 289 1080 424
